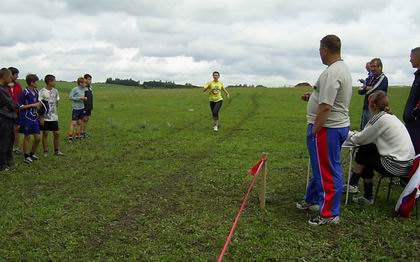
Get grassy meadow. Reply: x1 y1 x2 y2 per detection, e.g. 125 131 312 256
1 82 419 261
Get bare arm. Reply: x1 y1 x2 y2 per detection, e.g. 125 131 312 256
223 88 230 99
312 103 331 135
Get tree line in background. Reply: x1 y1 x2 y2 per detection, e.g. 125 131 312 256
105 77 267 89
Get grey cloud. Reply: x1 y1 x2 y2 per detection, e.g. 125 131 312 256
0 0 417 86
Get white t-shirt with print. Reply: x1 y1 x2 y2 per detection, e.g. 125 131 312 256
39 87 60 121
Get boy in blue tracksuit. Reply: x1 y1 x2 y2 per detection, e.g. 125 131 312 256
19 74 42 164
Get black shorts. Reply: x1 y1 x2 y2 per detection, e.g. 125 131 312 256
72 109 85 121
83 109 92 117
41 121 59 132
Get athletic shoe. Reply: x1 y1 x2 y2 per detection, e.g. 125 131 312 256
0 166 10 172
213 126 218 132
23 157 33 164
13 147 22 155
7 162 15 169
43 151 49 157
68 137 73 143
308 215 340 226
343 184 360 194
352 196 374 205
55 151 65 156
30 155 39 161
296 200 320 212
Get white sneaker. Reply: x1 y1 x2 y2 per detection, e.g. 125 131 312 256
296 200 320 212
43 152 48 157
55 151 65 156
23 157 33 164
343 184 360 194
13 147 22 155
308 215 340 226
30 154 39 161
352 196 374 205
213 125 218 132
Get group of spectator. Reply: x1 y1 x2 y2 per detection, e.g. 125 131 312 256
0 67 93 171
297 34 420 226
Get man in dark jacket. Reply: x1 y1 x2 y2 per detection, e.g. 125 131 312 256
403 47 420 154
358 58 388 129
0 68 18 171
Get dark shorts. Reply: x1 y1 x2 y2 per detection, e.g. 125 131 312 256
72 109 85 121
41 121 59 132
22 122 41 136
83 109 92 117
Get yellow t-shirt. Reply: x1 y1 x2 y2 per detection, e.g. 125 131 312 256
204 81 225 102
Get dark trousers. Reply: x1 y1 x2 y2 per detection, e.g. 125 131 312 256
407 126 420 155
355 144 393 179
210 101 223 120
0 117 15 168
354 144 394 199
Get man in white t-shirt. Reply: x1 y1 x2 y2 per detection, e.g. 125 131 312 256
39 75 64 156
297 35 353 226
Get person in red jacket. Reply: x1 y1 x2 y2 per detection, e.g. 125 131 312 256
8 67 23 154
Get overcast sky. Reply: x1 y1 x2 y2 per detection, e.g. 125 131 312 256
1 0 419 87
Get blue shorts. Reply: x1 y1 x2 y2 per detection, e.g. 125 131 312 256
22 122 41 136
72 109 85 121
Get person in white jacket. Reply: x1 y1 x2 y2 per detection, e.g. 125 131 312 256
347 91 415 204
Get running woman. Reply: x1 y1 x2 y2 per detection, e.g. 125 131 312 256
203 71 229 131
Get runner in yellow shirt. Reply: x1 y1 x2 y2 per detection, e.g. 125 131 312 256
203 71 230 131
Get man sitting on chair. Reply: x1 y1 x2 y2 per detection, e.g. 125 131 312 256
347 91 415 204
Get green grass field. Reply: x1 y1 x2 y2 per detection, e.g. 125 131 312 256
1 83 419 261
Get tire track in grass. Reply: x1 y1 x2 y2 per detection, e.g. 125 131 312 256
115 93 241 160
83 92 259 254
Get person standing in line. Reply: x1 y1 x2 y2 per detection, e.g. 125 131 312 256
68 77 87 142
403 47 420 154
203 71 230 132
39 74 64 156
0 68 18 171
7 67 23 154
19 74 42 164
297 35 353 226
81 73 93 139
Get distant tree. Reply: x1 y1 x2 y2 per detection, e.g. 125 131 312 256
105 77 141 87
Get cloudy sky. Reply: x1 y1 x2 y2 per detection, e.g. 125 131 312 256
1 0 419 87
